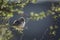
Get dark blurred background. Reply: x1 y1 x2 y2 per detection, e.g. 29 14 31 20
8 1 60 40
0 0 60 40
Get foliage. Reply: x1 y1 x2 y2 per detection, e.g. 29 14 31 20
0 25 13 40
0 0 37 40
0 0 60 40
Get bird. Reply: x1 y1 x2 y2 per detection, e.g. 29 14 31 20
12 17 26 32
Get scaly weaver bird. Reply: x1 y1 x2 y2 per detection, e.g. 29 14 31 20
13 17 26 32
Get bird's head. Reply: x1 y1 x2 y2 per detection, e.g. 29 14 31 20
12 17 26 32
